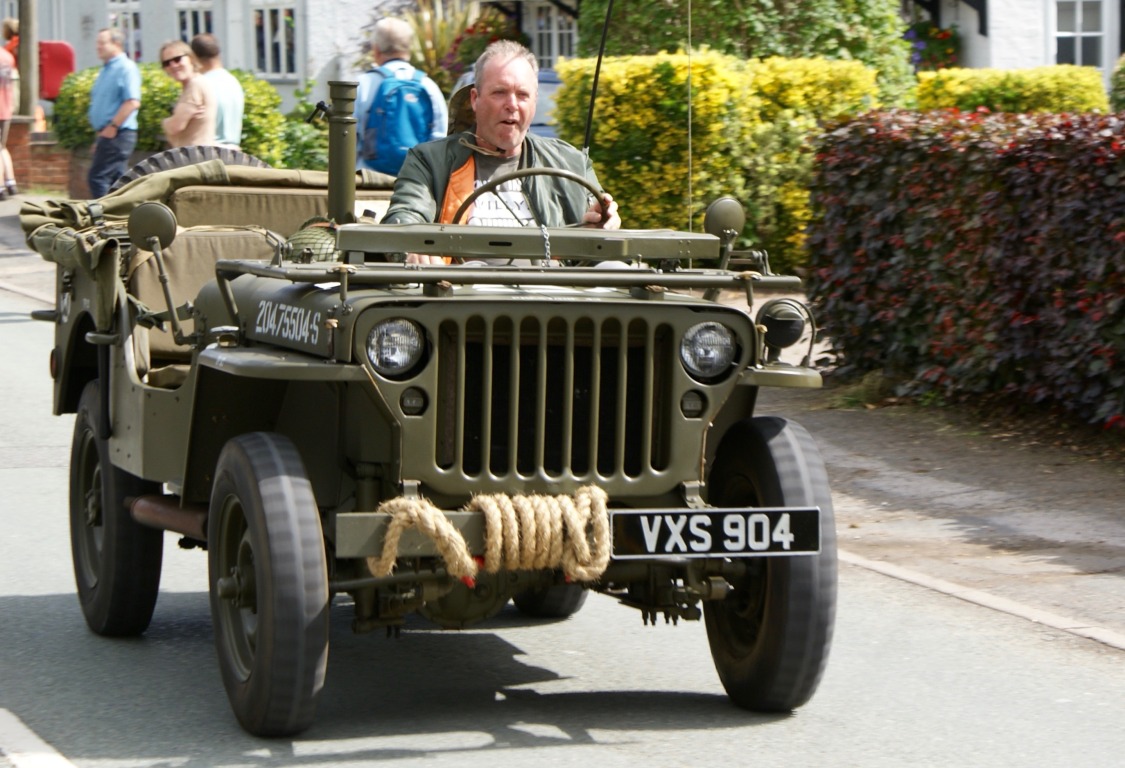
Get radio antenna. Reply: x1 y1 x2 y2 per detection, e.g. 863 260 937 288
686 0 693 231
582 0 616 155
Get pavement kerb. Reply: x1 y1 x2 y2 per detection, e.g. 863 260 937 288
0 193 64 304
840 549 1125 652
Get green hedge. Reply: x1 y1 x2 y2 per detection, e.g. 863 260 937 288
574 0 914 103
233 71 286 167
52 65 285 166
554 52 879 273
917 65 1109 112
1111 54 1125 111
806 110 1125 427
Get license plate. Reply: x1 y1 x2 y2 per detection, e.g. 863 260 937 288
610 508 820 559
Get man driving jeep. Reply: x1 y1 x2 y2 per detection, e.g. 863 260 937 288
381 40 620 264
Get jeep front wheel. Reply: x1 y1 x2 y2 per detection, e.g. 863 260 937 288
69 380 163 636
208 432 329 737
703 416 837 712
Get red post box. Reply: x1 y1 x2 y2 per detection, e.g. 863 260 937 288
39 40 76 100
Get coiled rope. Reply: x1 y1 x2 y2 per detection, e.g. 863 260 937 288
366 485 611 584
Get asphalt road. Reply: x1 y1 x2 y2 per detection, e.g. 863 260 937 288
3 199 1125 766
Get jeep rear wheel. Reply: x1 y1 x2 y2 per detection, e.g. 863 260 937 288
109 146 270 193
703 416 837 712
208 432 329 737
70 380 163 636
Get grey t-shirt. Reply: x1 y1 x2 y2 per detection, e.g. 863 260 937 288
469 154 532 227
467 154 542 265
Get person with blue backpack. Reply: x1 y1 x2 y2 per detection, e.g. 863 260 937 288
354 18 448 175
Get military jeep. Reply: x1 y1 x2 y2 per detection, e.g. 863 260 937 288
24 81 836 737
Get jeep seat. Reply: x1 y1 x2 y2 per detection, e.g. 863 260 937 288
127 226 280 387
170 185 393 237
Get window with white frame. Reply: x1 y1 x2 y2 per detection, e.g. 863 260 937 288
525 1 577 70
1056 0 1104 69
177 0 214 42
108 0 142 62
252 1 297 78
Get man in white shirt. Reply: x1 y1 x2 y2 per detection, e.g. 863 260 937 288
191 33 245 148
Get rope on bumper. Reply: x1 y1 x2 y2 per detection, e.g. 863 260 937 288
365 497 479 581
365 485 611 583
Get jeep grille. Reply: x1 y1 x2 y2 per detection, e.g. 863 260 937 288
436 315 673 480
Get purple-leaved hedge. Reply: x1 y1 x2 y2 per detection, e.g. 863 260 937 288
807 108 1125 428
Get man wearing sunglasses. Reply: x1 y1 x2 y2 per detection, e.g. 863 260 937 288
86 28 141 198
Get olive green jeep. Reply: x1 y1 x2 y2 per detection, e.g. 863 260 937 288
24 82 836 737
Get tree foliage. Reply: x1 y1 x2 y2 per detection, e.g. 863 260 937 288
576 0 913 101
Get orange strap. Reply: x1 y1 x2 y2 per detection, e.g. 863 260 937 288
439 156 477 225
431 156 478 264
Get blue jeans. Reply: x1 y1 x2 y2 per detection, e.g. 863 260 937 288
87 129 137 199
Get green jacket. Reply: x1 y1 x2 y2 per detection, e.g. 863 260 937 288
382 132 604 226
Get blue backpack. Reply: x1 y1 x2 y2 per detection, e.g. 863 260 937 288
361 65 434 175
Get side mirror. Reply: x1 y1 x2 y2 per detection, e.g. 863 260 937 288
128 201 178 250
701 197 747 300
703 197 746 243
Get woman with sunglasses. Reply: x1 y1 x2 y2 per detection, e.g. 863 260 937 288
158 40 216 147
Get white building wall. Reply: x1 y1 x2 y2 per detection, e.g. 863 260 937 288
36 0 380 111
988 0 1051 69
920 0 1124 75
933 0 991 67
299 0 377 109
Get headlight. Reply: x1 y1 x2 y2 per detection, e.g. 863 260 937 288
367 319 426 378
680 322 738 380
756 298 806 350
755 298 816 365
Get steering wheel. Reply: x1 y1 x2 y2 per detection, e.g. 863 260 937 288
450 167 609 227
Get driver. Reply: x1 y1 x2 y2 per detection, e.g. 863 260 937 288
381 40 621 264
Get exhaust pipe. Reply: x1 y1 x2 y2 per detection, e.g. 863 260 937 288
129 495 207 542
326 80 358 227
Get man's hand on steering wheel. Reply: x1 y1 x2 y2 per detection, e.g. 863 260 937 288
584 192 620 230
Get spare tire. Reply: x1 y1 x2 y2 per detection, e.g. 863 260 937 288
109 145 270 193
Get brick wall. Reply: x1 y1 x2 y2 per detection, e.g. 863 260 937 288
9 118 72 193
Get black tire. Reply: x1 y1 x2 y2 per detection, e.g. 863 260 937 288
208 432 329 737
109 145 269 193
703 416 837 712
512 583 589 619
69 380 164 636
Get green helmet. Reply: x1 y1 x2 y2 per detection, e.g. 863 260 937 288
287 217 338 263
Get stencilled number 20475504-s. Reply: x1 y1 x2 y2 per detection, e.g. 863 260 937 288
610 508 821 559
254 300 321 346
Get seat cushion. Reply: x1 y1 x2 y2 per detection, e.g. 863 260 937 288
170 185 393 237
127 227 280 361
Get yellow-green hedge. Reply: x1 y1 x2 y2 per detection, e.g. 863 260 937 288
749 56 879 120
554 53 879 272
917 65 1108 112
556 51 754 234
